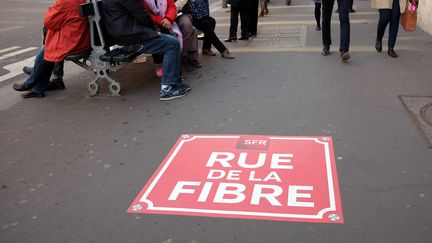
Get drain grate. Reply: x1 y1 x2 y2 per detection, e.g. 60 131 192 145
249 25 306 48
400 96 432 148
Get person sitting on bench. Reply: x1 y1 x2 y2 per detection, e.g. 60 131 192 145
103 0 191 101
13 0 90 98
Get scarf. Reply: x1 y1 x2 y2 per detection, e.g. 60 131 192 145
144 0 183 48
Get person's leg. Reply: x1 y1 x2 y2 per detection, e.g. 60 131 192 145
250 0 259 35
240 8 250 38
194 17 228 54
52 61 64 80
321 0 334 50
337 0 350 53
388 0 400 49
177 14 200 65
228 6 240 39
193 18 212 51
350 0 355 11
30 60 54 96
315 2 322 29
377 9 391 41
23 48 45 88
258 0 265 17
127 34 181 85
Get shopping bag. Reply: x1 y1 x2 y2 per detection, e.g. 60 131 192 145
400 1 417 32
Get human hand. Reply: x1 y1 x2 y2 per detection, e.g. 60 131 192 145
161 18 172 29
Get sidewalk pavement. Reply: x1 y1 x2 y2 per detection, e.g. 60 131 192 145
1 0 431 242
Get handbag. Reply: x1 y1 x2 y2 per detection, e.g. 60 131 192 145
400 0 417 32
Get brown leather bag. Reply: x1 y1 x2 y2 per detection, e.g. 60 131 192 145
400 0 417 32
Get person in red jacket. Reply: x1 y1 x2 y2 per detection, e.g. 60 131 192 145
13 0 90 98
143 0 183 77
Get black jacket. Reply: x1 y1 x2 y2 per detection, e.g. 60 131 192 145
102 0 159 45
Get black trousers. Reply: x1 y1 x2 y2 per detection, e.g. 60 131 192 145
322 0 350 52
249 0 259 35
229 6 250 38
377 0 400 49
193 16 227 54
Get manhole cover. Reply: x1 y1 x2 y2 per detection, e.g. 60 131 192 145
400 96 432 148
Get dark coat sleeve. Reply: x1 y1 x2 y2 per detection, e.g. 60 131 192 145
120 0 154 28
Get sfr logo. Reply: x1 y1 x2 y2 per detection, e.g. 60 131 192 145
236 136 270 150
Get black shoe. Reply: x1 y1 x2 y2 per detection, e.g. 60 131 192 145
225 37 237 42
46 78 65 91
375 38 382 52
321 45 330 56
160 83 191 101
238 36 249 40
13 82 31 92
22 66 33 76
22 90 44 98
341 51 351 62
315 26 321 31
286 0 291 5
388 48 398 58
349 9 356 13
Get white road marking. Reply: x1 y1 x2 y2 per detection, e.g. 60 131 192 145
0 46 20 54
0 56 35 83
0 47 37 61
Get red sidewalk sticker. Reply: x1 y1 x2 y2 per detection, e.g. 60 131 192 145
128 134 344 223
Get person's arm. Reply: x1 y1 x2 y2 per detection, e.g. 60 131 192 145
143 3 164 25
165 0 177 22
120 0 155 28
43 0 68 31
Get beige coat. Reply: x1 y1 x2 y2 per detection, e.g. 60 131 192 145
371 0 407 13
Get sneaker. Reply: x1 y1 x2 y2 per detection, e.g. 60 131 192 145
160 83 191 101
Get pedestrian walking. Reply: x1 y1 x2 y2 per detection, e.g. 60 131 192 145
321 0 351 62
371 0 408 58
314 0 322 31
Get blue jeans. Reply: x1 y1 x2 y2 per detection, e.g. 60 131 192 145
377 0 400 49
322 0 350 52
125 34 181 85
25 48 54 94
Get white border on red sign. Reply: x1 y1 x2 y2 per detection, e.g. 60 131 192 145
138 135 336 220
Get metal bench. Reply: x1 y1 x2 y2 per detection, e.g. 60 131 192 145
64 0 138 96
